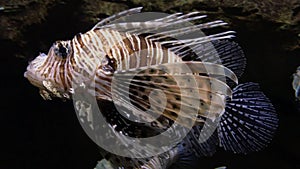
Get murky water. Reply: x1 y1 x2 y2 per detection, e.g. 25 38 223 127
1 1 300 169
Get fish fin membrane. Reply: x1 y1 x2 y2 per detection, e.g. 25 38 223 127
112 74 219 127
112 63 234 127
95 9 242 80
168 151 199 169
100 11 225 36
93 9 242 79
170 125 218 168
98 100 168 137
183 125 218 157
217 82 279 154
98 10 235 54
92 7 143 29
116 61 238 85
212 40 246 78
182 40 246 78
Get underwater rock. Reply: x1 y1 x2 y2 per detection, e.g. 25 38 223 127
83 0 300 51
0 0 299 51
0 0 58 41
2 1 300 169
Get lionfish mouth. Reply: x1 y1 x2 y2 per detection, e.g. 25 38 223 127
24 53 48 89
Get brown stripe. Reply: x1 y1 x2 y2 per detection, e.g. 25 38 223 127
135 35 148 67
131 35 139 52
65 41 75 88
139 35 148 50
40 49 55 77
86 32 99 55
122 36 134 54
64 59 71 89
52 57 59 84
75 33 84 48
94 72 112 98
70 51 77 72
59 59 67 90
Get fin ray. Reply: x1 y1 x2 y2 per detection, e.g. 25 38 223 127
217 82 278 154
181 40 246 78
116 62 238 85
111 77 225 126
92 7 143 29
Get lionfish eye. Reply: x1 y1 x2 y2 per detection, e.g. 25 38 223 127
54 42 71 59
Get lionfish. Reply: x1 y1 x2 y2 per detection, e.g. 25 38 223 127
293 66 300 100
24 7 278 169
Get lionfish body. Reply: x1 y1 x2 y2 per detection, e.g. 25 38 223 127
25 7 278 169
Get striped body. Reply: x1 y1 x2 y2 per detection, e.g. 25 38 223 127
25 28 181 99
80 29 180 70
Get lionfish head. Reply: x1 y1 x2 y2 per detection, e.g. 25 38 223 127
24 40 72 96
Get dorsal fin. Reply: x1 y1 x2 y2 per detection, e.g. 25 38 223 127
96 9 229 40
92 9 242 78
101 14 209 35
92 7 143 30
180 40 246 78
99 12 228 39
199 40 246 78
93 10 240 77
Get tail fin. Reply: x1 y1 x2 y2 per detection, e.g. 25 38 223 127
217 82 278 154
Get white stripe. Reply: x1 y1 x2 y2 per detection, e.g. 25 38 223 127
73 36 94 77
126 33 137 68
134 35 141 68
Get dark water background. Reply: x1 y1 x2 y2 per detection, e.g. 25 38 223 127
1 1 300 169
